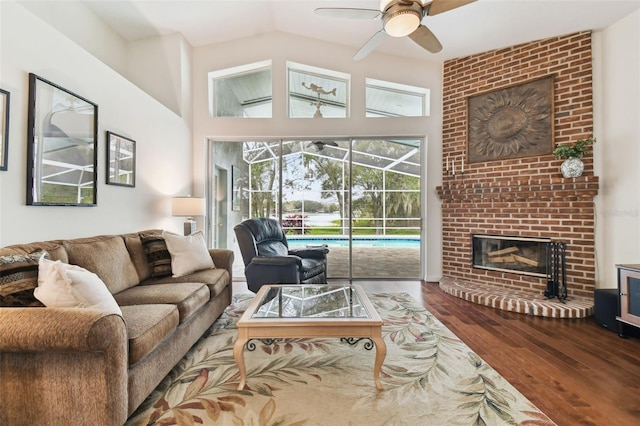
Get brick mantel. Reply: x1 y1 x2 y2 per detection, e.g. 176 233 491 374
436 176 599 202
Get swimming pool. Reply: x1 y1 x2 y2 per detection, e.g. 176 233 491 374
287 237 420 248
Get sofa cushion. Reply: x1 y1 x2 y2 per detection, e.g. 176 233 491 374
114 283 210 323
120 304 179 365
0 250 48 307
64 236 139 294
162 231 215 277
139 233 172 279
148 268 230 299
35 257 122 315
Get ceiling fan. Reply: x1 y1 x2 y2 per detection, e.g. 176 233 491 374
315 0 476 60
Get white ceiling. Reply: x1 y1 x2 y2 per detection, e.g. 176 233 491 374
82 0 640 62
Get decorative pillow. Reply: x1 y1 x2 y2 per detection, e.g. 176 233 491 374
140 233 172 279
63 236 139 294
34 257 122 315
162 231 215 278
0 250 48 307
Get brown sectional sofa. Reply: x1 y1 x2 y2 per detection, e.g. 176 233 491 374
0 229 234 425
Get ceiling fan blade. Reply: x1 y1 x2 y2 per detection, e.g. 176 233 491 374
408 25 442 53
315 8 382 20
354 30 388 60
427 0 476 16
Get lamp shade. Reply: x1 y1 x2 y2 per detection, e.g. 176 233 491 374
172 197 205 217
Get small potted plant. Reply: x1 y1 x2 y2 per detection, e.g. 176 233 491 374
552 137 596 178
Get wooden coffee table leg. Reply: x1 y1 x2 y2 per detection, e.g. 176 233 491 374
372 331 387 390
233 331 248 391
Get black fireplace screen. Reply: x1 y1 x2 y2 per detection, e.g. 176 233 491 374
472 235 551 277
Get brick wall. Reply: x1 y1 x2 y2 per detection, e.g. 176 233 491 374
437 32 598 298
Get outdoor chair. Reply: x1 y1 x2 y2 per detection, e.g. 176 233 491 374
234 217 329 293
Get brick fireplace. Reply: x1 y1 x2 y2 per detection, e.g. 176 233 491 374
436 31 599 316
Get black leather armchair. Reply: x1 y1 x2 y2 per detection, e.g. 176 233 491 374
233 218 329 293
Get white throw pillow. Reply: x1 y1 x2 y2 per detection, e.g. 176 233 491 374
162 231 215 277
34 256 122 315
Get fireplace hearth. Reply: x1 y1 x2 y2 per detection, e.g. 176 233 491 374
472 235 550 277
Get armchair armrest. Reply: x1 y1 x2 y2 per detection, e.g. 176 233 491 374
250 255 303 267
289 247 328 259
0 308 128 426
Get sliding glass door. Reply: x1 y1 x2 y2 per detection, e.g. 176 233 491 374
349 139 421 279
210 138 422 280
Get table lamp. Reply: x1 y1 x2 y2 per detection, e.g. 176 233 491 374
172 196 205 236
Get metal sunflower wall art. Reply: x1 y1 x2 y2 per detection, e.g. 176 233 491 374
467 76 554 163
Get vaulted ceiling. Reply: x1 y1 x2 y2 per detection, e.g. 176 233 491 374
82 0 640 62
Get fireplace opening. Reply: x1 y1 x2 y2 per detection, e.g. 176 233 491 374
472 235 551 277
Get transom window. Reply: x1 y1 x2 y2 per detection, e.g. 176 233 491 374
207 61 430 119
366 78 429 117
287 62 349 118
208 60 272 118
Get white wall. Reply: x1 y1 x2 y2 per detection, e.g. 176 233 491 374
18 1 191 119
0 2 193 245
593 9 640 288
127 33 193 118
17 0 128 76
191 31 444 280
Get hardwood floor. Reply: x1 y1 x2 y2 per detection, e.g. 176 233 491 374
233 280 640 425
417 281 640 426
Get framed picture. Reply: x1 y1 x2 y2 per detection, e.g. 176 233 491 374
26 74 98 206
0 88 9 171
106 131 136 187
467 75 554 163
232 165 241 211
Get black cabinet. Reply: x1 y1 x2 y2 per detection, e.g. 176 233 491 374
594 288 618 330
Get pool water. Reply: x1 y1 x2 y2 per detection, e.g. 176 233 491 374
287 237 420 248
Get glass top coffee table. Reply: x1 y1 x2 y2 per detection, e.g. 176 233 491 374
233 284 386 390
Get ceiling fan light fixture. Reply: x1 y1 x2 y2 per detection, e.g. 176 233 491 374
384 9 421 37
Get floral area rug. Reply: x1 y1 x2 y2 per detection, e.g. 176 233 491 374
126 293 556 426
